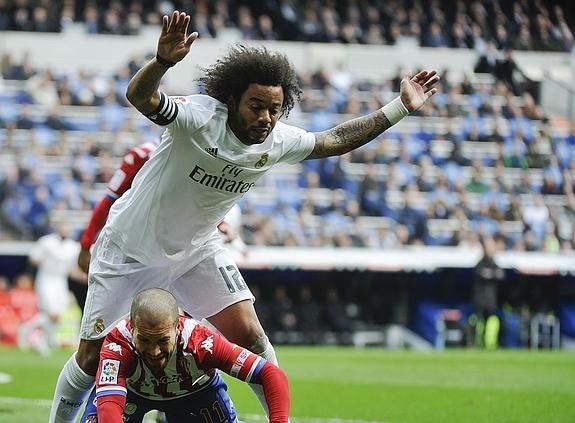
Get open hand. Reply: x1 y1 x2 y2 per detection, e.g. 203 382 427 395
157 11 198 65
399 70 440 112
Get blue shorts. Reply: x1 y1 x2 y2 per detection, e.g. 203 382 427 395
80 373 238 422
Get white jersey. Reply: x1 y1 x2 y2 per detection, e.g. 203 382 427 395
29 233 79 314
106 95 315 265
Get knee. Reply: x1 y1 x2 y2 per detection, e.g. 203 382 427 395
208 301 270 350
222 318 267 353
76 339 104 376
247 332 270 354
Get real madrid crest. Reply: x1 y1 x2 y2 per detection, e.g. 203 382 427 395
255 153 269 168
94 318 105 335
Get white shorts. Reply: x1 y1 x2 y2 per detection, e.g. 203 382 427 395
80 234 254 340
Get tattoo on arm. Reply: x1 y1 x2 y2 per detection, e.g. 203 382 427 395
308 110 392 159
126 60 167 113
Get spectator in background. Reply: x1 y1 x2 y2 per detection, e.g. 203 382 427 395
258 14 279 40
398 186 428 244
469 236 504 349
0 276 20 344
293 285 322 344
268 285 298 338
16 104 35 130
26 69 60 109
474 40 498 74
358 164 384 216
322 286 354 344
513 25 534 51
43 107 72 131
83 5 99 34
494 48 533 96
18 223 84 355
9 273 38 326
522 194 549 241
26 185 51 239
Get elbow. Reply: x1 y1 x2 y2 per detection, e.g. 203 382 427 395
125 85 139 108
125 86 156 114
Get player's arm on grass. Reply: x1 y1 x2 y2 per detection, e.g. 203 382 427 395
126 11 198 115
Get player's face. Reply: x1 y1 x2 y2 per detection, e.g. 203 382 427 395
228 83 284 145
133 319 177 371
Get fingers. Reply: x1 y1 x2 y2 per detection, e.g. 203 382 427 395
411 70 438 83
165 10 191 34
407 70 440 93
182 12 191 34
410 70 428 82
161 15 169 33
176 13 190 33
166 10 178 32
424 76 441 92
186 31 199 47
426 87 439 99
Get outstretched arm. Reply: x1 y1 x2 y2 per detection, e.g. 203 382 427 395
306 70 440 159
126 10 198 114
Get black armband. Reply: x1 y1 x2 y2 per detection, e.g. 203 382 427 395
155 53 176 68
144 92 178 126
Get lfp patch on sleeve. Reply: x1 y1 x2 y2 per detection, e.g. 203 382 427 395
99 359 121 385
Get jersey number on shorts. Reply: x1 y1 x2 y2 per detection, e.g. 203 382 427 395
199 398 226 422
218 265 247 293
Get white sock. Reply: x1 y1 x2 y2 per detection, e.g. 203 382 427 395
249 338 280 417
48 353 95 423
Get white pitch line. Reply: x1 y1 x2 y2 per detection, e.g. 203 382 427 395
0 396 51 406
0 396 387 423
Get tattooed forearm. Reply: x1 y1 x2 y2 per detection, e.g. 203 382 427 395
126 59 168 113
307 109 392 159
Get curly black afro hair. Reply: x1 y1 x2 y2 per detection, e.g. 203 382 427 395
199 45 302 117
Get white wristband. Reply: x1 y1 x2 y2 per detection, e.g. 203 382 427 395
381 96 409 126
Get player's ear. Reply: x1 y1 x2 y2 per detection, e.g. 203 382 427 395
226 96 237 112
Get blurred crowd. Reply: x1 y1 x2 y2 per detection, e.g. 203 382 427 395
0 273 38 345
0 0 573 51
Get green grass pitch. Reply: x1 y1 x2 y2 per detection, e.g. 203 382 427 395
0 345 574 422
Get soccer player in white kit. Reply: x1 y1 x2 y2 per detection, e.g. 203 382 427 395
49 10 440 422
18 223 81 355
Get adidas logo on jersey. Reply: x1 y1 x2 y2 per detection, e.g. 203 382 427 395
205 147 218 157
